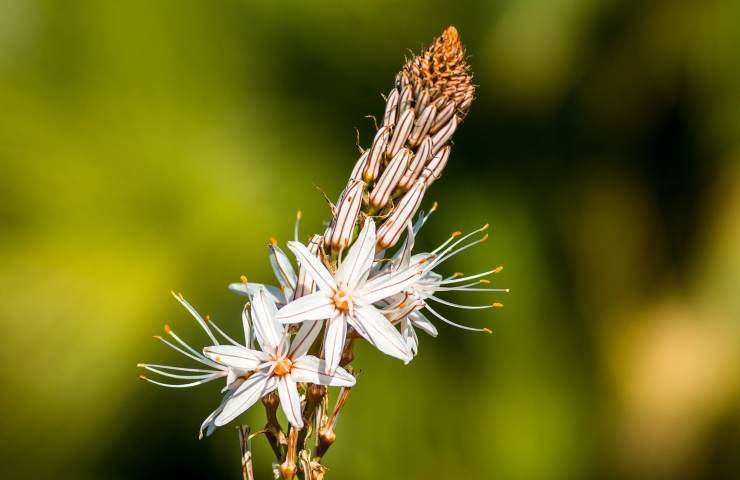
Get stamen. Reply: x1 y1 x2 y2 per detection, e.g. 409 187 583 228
207 318 242 347
428 296 498 310
154 335 221 368
170 291 219 345
139 365 220 380
139 374 222 388
294 211 302 242
423 303 491 333
493 303 504 308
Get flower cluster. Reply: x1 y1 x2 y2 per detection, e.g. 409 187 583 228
138 26 506 479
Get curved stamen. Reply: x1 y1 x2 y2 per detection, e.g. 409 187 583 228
294 210 302 242
423 303 491 333
137 363 217 373
428 296 498 310
206 318 242 347
171 291 220 345
139 374 223 388
139 365 222 380
154 336 221 369
440 268 500 284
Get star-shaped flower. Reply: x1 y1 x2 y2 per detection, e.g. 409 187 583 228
275 219 422 373
201 288 355 433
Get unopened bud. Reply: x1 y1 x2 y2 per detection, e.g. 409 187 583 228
326 180 364 251
369 148 410 209
420 146 450 185
293 235 322 300
376 180 427 250
363 127 390 182
430 101 456 134
398 137 432 190
408 103 436 147
386 108 415 158
383 88 400 126
349 149 369 181
431 115 458 154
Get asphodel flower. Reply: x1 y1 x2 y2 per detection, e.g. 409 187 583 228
276 218 421 373
201 288 355 432
138 26 504 478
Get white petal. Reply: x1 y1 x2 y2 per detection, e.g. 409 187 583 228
240 304 254 348
323 313 347 374
288 320 323 358
410 311 438 337
350 306 411 362
358 264 422 304
268 243 297 292
286 240 336 293
215 373 277 426
292 355 356 387
275 292 335 324
229 282 286 305
203 345 267 370
401 318 419 357
277 375 304 428
250 288 285 353
335 218 376 290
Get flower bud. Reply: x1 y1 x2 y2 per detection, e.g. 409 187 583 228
376 180 427 250
382 88 400 127
407 103 436 147
398 137 432 191
363 126 389 182
420 146 450 186
325 180 364 251
369 148 410 209
386 108 415 158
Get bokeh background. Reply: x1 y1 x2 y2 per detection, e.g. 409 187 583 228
1 1 739 478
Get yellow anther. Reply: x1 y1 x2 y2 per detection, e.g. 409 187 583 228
273 358 293 376
481 233 489 242
494 266 503 273
139 375 147 380
492 302 503 308
451 231 462 237
164 324 171 334
479 279 491 284
482 223 490 230
483 327 493 334
240 275 248 283
430 201 439 212
296 210 302 219
453 272 464 278
269 237 278 246
136 363 144 367
205 315 210 321
399 302 406 309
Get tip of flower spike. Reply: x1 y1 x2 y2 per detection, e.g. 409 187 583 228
269 237 278 246
240 275 248 283
479 279 491 284
483 327 493 334
164 324 171 334
493 302 504 309
443 25 460 44
451 231 462 237
494 266 504 273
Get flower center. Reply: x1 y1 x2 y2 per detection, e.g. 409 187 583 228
333 290 351 311
273 358 293 377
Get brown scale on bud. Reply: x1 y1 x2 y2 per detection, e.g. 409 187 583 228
332 27 474 251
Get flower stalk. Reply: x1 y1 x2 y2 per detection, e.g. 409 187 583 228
138 26 506 479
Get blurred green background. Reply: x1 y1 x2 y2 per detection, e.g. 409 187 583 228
1 0 739 478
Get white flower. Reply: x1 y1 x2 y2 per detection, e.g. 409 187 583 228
201 288 355 434
275 218 421 373
376 210 508 355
